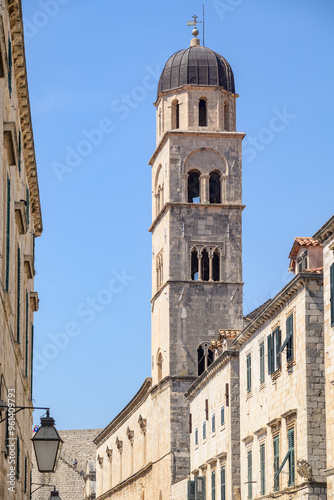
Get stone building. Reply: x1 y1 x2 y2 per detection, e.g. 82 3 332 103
95 31 244 500
313 216 334 497
32 429 101 500
0 1 42 499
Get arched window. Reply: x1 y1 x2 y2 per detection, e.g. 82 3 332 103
157 352 163 382
191 249 199 281
171 99 179 129
197 343 214 376
224 102 229 131
212 250 220 282
188 171 200 203
209 172 221 204
199 99 207 126
156 250 163 290
201 249 209 281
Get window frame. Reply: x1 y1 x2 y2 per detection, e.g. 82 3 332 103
220 405 225 426
211 469 216 500
211 412 216 433
247 450 252 499
246 353 252 393
194 427 199 446
259 342 265 384
260 443 265 495
202 420 206 440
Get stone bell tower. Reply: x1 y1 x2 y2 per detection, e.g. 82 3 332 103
149 31 245 387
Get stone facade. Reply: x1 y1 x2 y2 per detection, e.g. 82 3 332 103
235 273 326 499
0 1 42 499
314 216 334 497
32 429 101 500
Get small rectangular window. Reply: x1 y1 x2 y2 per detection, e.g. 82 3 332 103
221 466 226 500
286 314 294 361
288 428 295 486
203 421 206 440
331 263 334 327
268 328 281 374
260 443 265 495
211 470 216 500
259 342 265 383
273 435 280 491
211 413 216 433
220 406 225 426
246 354 252 393
195 427 198 445
247 450 252 499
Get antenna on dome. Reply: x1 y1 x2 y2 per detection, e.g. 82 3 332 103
203 5 205 47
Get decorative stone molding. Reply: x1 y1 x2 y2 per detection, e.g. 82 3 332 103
207 457 217 466
15 201 28 235
126 427 134 443
97 454 103 467
115 437 123 453
4 122 18 166
267 417 281 435
282 409 297 428
138 414 147 434
297 459 313 481
254 427 267 438
106 446 112 461
233 486 241 500
24 254 35 279
216 452 227 462
242 434 254 445
30 291 39 312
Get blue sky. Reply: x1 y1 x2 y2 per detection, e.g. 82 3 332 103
22 0 334 430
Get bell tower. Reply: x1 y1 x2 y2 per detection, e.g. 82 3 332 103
149 32 245 387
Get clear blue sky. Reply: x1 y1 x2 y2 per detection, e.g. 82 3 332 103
22 0 334 430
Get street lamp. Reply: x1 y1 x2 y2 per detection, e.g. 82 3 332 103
31 410 63 473
50 488 62 500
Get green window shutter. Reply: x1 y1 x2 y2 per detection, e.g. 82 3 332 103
212 413 215 432
6 175 11 292
273 436 280 491
260 443 265 495
195 476 206 500
267 334 272 374
26 188 30 226
275 327 281 371
30 324 34 400
17 246 21 342
25 291 29 377
220 466 226 500
247 450 252 499
220 406 224 426
286 314 294 361
8 33 12 96
203 421 206 440
18 130 21 174
24 456 27 493
16 436 20 478
288 429 295 486
330 263 334 327
260 342 265 383
211 470 215 500
247 354 252 392
188 480 195 500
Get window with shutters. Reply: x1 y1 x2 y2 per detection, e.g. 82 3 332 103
211 413 215 433
286 314 294 361
331 263 334 327
26 188 30 226
260 443 265 495
220 406 225 426
273 436 280 491
17 246 21 342
297 251 307 272
188 480 195 500
246 354 252 393
199 99 207 126
211 470 216 500
247 450 252 499
268 328 281 375
195 476 206 500
288 428 295 486
259 343 265 384
5 175 11 292
195 427 198 446
202 421 206 440
220 466 226 500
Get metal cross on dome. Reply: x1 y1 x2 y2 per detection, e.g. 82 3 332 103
187 14 201 27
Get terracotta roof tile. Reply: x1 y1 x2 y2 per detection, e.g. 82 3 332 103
288 237 320 259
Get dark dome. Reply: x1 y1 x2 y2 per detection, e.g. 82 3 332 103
157 45 235 95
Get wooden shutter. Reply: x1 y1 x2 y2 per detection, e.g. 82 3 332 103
273 436 279 491
225 383 229 407
195 476 206 500
203 421 206 440
247 450 252 499
26 188 30 226
286 314 294 361
211 470 216 500
8 33 12 96
260 343 265 383
247 354 251 392
189 413 192 434
221 466 226 500
212 413 215 432
25 291 29 377
221 406 224 426
288 429 295 486
187 480 195 500
267 335 272 374
260 443 265 495
18 130 21 174
275 328 281 370
6 175 11 292
17 246 21 342
331 263 334 327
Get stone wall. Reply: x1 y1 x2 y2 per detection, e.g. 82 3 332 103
32 429 101 500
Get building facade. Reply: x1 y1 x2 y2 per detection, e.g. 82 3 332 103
95 32 244 500
0 1 42 499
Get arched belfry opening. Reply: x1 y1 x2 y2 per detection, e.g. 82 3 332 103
171 99 179 129
197 343 214 376
201 249 209 281
209 171 221 204
199 99 207 126
212 249 220 281
188 171 200 203
191 249 199 281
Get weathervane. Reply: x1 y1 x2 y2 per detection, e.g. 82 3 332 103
187 14 201 39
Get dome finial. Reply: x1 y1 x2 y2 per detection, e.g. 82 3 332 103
187 14 201 46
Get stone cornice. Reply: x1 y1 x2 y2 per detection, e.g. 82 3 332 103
7 0 43 235
185 349 238 400
148 130 246 166
93 378 152 445
233 273 323 348
149 201 245 233
313 215 334 244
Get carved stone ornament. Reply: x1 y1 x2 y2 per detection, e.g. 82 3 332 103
126 427 134 442
97 454 103 467
138 414 147 433
297 459 313 481
116 437 123 452
106 446 113 461
233 486 241 500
